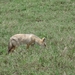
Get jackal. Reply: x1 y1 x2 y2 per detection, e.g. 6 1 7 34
8 34 46 53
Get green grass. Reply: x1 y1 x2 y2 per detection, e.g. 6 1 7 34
0 0 75 75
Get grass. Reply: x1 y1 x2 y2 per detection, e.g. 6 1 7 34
0 0 75 75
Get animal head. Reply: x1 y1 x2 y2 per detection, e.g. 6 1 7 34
40 37 46 47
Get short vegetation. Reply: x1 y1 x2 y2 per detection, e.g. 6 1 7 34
0 0 75 75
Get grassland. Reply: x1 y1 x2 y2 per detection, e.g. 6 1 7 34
0 0 75 75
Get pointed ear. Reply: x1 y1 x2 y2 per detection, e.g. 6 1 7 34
42 37 45 42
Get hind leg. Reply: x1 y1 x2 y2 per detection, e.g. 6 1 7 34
8 46 16 54
11 46 16 52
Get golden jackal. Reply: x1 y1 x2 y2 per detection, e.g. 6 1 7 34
8 34 46 53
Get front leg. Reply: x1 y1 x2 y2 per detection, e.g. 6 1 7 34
26 44 30 49
31 42 35 46
31 40 35 46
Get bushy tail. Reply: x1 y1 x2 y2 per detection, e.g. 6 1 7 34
8 41 13 54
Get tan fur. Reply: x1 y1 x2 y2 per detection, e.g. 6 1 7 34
8 34 46 53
